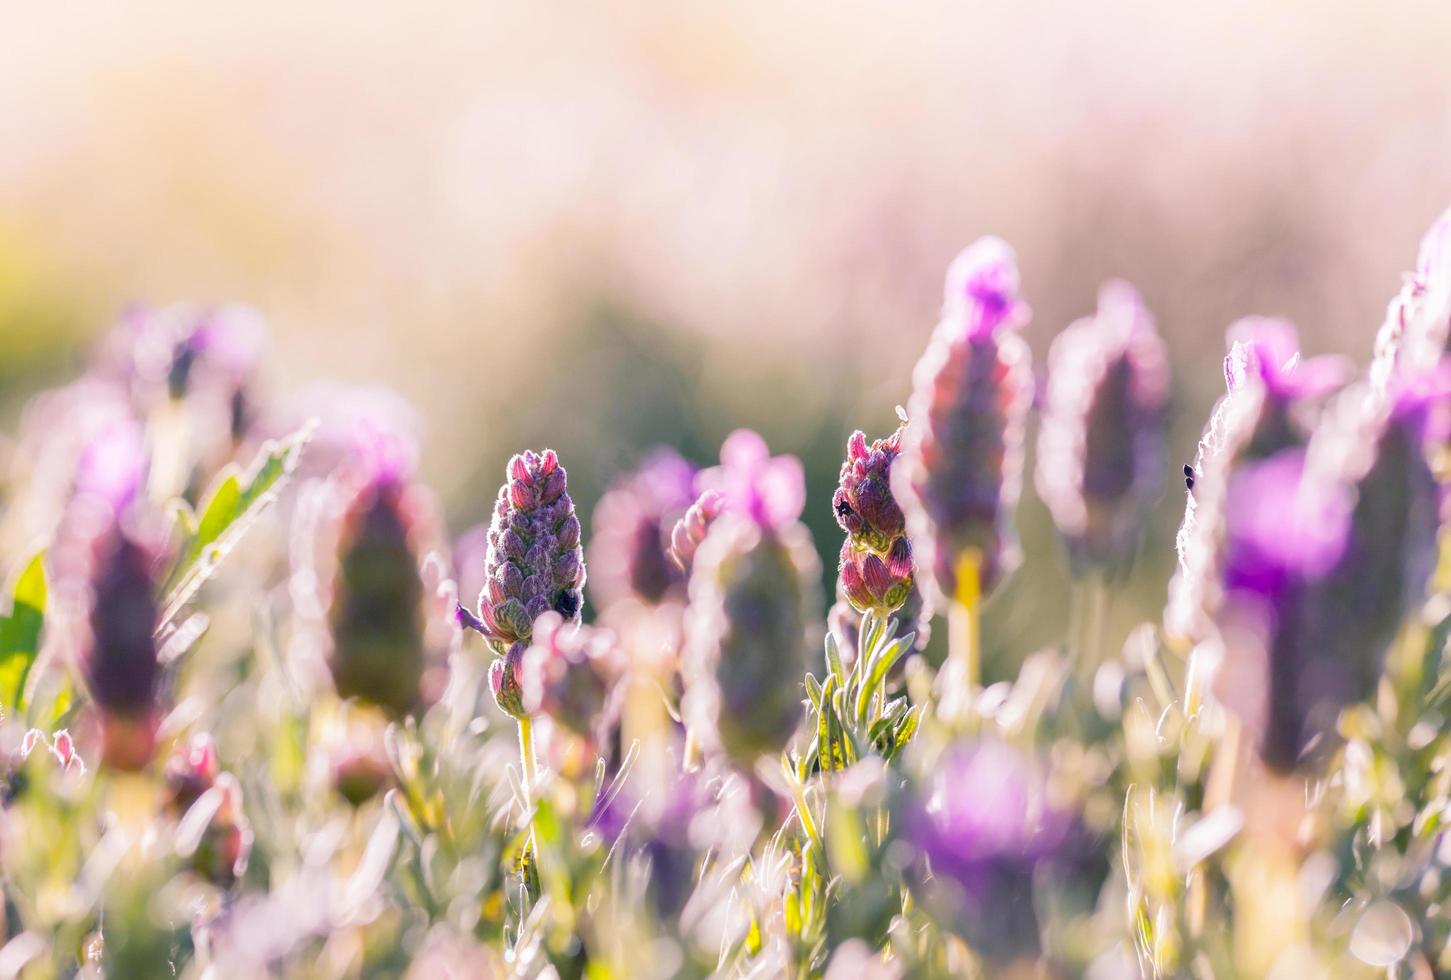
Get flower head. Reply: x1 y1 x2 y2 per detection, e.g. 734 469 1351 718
696 430 805 533
903 740 1101 961
895 238 1034 607
1036 281 1169 575
1166 318 1347 644
682 515 822 768
461 449 585 654
327 469 432 720
587 449 697 610
83 527 165 771
833 425 907 554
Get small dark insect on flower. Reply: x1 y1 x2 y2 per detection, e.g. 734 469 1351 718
1183 464 1195 492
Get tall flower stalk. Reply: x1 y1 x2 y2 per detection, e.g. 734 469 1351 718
1036 281 1169 663
458 449 585 884
895 238 1033 698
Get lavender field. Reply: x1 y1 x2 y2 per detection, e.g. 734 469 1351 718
3 5 1451 979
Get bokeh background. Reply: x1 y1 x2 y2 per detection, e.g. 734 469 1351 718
3 0 1451 670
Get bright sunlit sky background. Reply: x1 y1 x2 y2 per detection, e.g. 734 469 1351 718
3 1 1450 667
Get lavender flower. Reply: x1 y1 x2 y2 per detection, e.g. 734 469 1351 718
903 740 1102 962
681 434 821 766
696 429 806 533
327 469 431 720
459 449 585 654
670 489 724 573
1215 371 1446 770
1036 281 1169 575
518 612 628 750
1211 449 1354 770
894 238 1035 608
587 449 697 610
83 528 164 771
1166 318 1348 643
833 426 907 555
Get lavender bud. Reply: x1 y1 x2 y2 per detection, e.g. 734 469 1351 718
464 450 586 654
894 238 1034 608
519 612 627 750
327 474 429 719
670 489 725 573
587 450 697 611
682 516 822 768
838 537 915 615
84 529 163 771
903 740 1102 962
1036 281 1169 576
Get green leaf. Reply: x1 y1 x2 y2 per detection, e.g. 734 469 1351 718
158 423 313 629
855 633 912 725
824 633 846 684
0 552 47 718
816 675 838 774
804 672 823 711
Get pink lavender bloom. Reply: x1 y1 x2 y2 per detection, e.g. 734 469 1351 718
681 513 822 768
519 612 627 751
670 489 725 573
833 426 907 554
894 238 1034 608
587 449 697 610
834 423 916 615
1166 318 1348 643
458 450 585 654
327 469 432 719
695 430 806 533
1036 281 1169 575
904 740 1101 962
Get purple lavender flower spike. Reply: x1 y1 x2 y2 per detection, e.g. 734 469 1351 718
83 528 165 771
1036 281 1169 576
894 238 1034 609
462 450 586 657
1212 359 1447 773
681 512 822 769
903 740 1103 962
833 426 907 554
588 449 697 611
1166 318 1348 644
327 468 431 720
